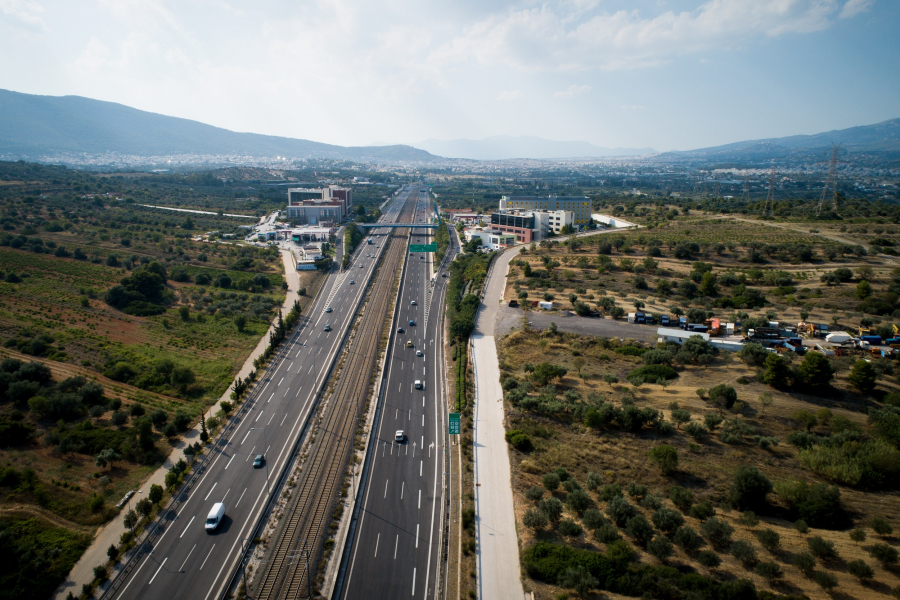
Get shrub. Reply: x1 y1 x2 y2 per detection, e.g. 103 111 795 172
703 413 723 431
807 536 838 561
869 542 900 567
738 511 759 527
523 508 548 530
505 429 533 451
582 508 606 530
755 528 780 553
872 516 893 536
701 518 734 550
813 570 838 590
647 535 674 561
708 384 737 410
673 526 702 553
648 445 678 474
559 565 598 597
585 472 603 491
626 481 647 499
627 364 678 381
850 528 867 543
684 422 708 440
558 518 583 537
542 472 561 491
539 497 564 522
625 515 655 547
848 559 875 582
792 551 816 576
697 550 721 569
525 486 545 502
730 540 758 567
566 489 591 514
669 486 693 511
640 494 662 510
594 524 621 544
651 507 684 533
755 561 783 583
606 496 638 527
690 500 715 522
730 466 772 511
599 483 622 502
794 520 809 533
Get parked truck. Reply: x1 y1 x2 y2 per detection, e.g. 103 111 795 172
748 327 781 340
825 331 853 344
861 335 883 346
660 315 670 326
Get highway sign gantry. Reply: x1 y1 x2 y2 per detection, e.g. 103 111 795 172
410 243 437 253
449 412 460 435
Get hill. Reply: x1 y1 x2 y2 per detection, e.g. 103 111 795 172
0 89 434 162
411 135 654 160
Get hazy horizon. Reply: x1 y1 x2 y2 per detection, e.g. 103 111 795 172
1 0 897 152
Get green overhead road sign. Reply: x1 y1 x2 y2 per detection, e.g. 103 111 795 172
449 413 460 435
410 243 437 253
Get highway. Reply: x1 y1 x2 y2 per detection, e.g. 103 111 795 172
106 187 416 600
338 188 452 599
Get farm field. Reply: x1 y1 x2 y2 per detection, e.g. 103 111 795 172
498 327 900 599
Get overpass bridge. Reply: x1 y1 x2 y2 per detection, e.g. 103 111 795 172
357 222 437 230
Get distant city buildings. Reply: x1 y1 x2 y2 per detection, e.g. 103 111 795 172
286 185 353 225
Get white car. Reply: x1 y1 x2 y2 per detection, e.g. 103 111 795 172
325 307 332 313
411 300 417 305
395 430 405 442
416 350 423 357
414 380 423 389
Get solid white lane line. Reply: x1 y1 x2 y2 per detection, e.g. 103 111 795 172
278 377 283 386
199 545 215 571
401 481 404 500
412 567 416 595
255 410 264 422
225 454 235 469
394 535 399 560
374 533 380 558
418 490 421 509
268 413 275 425
384 479 389 498
235 487 247 508
280 414 288 426
268 393 274 403
148 557 167 584
180 516 195 538
245 446 256 461
240 430 251 445
416 524 419 548
204 482 217 500
420 461 422 476
179 545 196 572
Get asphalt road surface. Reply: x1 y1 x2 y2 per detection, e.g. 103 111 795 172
107 188 416 600
338 188 451 600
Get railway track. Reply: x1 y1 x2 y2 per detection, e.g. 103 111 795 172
253 195 417 600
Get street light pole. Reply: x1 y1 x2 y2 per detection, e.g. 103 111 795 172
251 427 269 493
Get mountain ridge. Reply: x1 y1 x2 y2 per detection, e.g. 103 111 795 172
411 135 654 160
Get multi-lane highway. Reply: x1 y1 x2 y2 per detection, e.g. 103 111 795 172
106 187 416 600
338 188 453 599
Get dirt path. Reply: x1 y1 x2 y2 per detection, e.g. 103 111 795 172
0 505 94 534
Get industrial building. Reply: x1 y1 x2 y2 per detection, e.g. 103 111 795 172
489 208 575 242
286 186 353 225
500 195 591 226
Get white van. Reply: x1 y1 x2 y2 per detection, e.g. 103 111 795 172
206 502 225 531
414 380 423 389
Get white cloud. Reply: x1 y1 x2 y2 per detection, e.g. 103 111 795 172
555 84 591 98
496 89 522 101
840 0 875 19
431 0 859 72
0 0 47 30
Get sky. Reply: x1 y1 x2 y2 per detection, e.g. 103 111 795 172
0 0 897 152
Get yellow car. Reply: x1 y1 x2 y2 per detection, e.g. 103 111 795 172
406 340 413 347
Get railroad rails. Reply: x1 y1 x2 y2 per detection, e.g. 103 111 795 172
253 196 417 600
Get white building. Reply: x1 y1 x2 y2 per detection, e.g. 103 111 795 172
657 327 710 344
464 228 517 250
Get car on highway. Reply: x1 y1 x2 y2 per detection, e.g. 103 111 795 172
409 320 415 326
416 350 423 357
442 273 447 277
415 380 422 389
350 280 355 284
360 264 364 268
206 502 225 532
324 324 331 332
397 327 404 333
253 455 265 468
395 430 405 442
325 307 332 313
406 340 413 347
411 300 417 305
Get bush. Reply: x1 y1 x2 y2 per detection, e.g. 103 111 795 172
738 511 759 527
848 559 875 581
647 535 673 561
626 481 647 499
651 507 684 533
525 486 545 502
755 528 780 553
792 551 816 576
505 429 533 451
684 422 707 440
647 445 678 474
582 508 606 530
730 466 772 511
523 508 548 530
697 550 721 569
669 486 693 511
586 472 603 491
872 516 893 536
606 496 638 527
690 500 715 522
542 472 561 491
869 542 899 566
708 384 737 410
730 540 758 567
567 489 591 514
701 517 734 550
627 364 678 382
794 520 809 534
807 536 838 561
599 483 622 502
539 497 564 522
673 526 702 553
594 524 621 544
625 515 655 547
850 528 867 543
558 518 583 537
755 561 783 583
